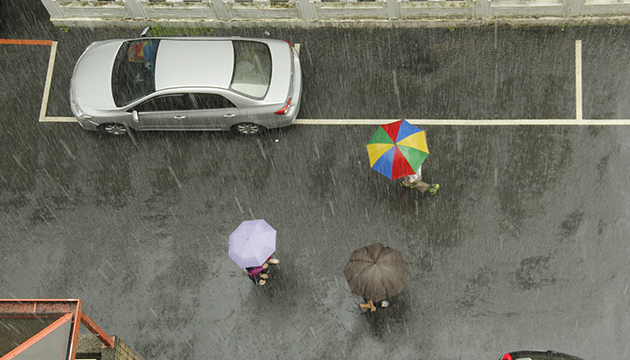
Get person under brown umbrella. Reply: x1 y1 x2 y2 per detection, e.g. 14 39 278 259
358 298 389 313
343 243 410 313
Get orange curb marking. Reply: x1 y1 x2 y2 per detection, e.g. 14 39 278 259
0 39 53 46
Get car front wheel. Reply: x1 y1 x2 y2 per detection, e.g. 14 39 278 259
233 123 263 135
99 123 128 136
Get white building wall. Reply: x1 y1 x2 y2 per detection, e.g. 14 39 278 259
39 0 630 26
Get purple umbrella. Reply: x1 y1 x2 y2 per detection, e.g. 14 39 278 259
228 219 277 268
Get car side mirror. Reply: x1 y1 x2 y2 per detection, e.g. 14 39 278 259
132 110 139 123
140 26 151 37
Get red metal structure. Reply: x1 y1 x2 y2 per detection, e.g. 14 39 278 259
0 299 114 360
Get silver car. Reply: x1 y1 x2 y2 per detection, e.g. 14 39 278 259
70 36 302 135
501 350 587 360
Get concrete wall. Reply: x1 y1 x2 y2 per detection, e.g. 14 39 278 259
76 335 143 360
113 337 143 360
41 0 630 27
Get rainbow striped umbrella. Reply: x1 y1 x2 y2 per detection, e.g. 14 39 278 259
366 119 429 180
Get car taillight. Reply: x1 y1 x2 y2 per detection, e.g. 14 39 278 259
502 354 513 360
283 39 294 58
275 98 292 115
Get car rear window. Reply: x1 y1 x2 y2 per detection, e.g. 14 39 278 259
112 39 160 107
230 40 272 99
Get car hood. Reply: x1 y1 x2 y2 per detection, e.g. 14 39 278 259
71 40 124 112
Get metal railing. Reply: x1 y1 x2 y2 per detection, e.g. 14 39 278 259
40 0 630 25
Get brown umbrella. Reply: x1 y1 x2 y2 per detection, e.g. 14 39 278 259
343 243 410 302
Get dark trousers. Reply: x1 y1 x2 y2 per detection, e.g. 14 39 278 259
249 268 269 284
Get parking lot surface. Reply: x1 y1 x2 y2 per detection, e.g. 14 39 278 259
2 1 630 359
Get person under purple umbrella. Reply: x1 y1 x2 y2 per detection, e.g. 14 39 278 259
245 256 280 286
229 219 280 285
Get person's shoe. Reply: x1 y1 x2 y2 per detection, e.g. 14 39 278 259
400 181 414 188
380 300 390 308
358 304 368 314
258 280 266 285
429 184 440 195
267 258 280 265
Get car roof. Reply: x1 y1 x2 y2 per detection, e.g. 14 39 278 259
154 39 235 91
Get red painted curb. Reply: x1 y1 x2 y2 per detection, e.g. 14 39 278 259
0 39 53 46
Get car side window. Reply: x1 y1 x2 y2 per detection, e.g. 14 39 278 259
135 94 188 112
190 93 236 110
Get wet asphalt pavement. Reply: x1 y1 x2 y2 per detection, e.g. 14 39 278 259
2 1 630 360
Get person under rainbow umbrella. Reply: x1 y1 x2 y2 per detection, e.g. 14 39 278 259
366 119 439 194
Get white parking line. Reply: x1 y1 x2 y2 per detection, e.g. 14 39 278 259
40 116 76 122
575 40 583 120
39 41 58 122
294 119 630 126
37 40 630 127
41 118 630 125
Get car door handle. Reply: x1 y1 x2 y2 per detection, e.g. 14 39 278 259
224 114 236 118
174 115 186 120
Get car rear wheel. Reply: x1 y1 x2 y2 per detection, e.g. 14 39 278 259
233 123 263 135
99 123 128 136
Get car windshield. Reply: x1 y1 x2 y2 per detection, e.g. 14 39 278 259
230 40 272 99
112 39 160 107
